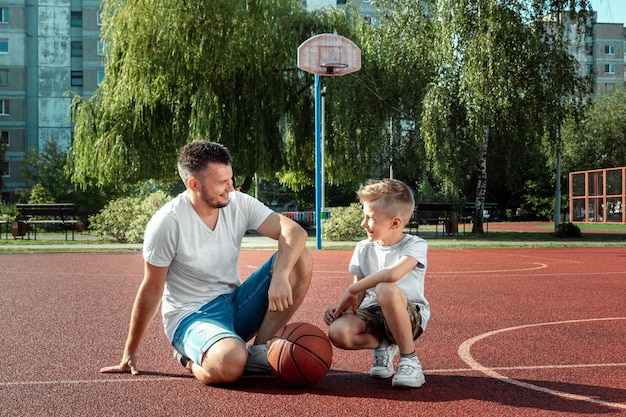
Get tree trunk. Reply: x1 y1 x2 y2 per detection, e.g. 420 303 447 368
238 175 253 194
472 126 489 234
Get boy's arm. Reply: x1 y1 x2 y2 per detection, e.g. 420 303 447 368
333 256 419 319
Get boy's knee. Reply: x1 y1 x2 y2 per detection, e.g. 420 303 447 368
327 325 348 349
374 282 401 305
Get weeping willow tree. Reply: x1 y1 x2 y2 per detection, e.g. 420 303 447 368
421 0 592 233
68 0 362 191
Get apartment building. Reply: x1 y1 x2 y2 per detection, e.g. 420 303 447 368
0 0 103 201
591 20 626 94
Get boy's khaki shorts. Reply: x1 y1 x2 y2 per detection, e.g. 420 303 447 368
355 301 423 343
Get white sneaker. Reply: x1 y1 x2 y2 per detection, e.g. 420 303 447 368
369 342 399 378
392 357 425 388
244 342 271 374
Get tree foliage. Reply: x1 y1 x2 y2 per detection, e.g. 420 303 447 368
69 0 365 190
421 0 592 232
562 85 626 171
21 138 71 201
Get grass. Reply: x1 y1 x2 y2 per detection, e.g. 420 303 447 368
1 222 625 252
409 221 626 248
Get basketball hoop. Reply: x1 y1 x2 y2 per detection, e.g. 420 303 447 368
296 34 361 250
298 34 361 77
321 63 349 75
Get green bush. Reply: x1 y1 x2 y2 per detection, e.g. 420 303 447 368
0 201 17 221
555 222 581 238
322 203 366 241
89 190 171 243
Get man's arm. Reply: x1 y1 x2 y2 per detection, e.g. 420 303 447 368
100 262 167 375
255 212 308 312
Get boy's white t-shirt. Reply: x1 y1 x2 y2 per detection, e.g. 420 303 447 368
142 191 273 341
348 234 430 331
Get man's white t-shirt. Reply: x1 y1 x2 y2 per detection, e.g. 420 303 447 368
143 191 273 341
348 234 430 331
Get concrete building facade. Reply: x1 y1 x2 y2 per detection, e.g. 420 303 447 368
1 0 103 201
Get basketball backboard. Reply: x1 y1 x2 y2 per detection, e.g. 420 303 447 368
298 34 361 76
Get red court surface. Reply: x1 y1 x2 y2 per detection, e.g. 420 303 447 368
1 247 625 416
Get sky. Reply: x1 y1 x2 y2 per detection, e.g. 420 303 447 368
590 0 626 24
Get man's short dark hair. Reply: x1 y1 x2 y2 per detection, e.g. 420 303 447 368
177 141 232 182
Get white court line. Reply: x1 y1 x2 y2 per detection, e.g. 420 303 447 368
427 362 626 374
429 271 622 277
0 376 186 387
458 317 626 411
464 251 585 264
430 262 548 274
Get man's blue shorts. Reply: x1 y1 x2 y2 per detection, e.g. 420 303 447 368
172 252 276 365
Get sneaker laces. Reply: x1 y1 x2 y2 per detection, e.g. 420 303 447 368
395 361 417 376
372 354 389 368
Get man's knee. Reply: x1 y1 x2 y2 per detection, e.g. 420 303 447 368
298 249 313 276
292 249 313 287
200 339 247 385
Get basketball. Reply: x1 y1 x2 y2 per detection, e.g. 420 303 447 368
267 322 333 387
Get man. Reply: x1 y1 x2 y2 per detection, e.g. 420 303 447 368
101 140 312 385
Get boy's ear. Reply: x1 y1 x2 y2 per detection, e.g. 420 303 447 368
391 216 403 229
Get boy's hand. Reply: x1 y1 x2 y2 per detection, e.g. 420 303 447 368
333 288 359 319
323 307 336 325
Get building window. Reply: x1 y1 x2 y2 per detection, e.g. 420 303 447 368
97 10 102 26
71 71 83 87
97 40 105 56
605 45 615 55
71 11 83 27
0 69 8 85
71 41 83 57
0 39 8 54
0 7 8 24
605 64 616 74
1 130 8 146
1 161 8 178
97 70 105 86
0 99 8 115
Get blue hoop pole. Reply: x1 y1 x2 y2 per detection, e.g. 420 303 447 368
314 74 322 250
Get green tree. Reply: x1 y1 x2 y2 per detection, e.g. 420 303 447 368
421 0 591 232
28 183 55 204
21 137 119 216
562 85 626 171
69 0 362 191
21 138 71 201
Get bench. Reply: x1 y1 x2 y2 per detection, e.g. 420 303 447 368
414 203 459 236
15 203 81 240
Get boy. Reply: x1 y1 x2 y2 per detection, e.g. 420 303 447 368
323 179 429 388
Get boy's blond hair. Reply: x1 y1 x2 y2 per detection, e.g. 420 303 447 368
357 179 415 223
